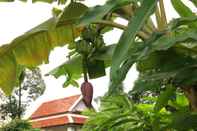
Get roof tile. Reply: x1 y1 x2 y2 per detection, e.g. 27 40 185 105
30 95 81 119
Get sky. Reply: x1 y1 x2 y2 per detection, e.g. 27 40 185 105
0 0 196 118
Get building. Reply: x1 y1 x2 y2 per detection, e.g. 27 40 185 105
30 95 89 131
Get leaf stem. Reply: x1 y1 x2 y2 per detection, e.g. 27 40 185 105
93 20 150 39
159 0 167 28
82 55 88 82
155 4 162 30
93 20 126 30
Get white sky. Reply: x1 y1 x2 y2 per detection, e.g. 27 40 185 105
0 0 196 118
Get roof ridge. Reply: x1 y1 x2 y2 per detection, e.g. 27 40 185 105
42 94 81 104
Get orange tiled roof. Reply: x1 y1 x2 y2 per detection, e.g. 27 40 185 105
30 95 81 119
32 115 69 128
31 115 87 128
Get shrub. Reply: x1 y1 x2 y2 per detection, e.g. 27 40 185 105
0 119 40 131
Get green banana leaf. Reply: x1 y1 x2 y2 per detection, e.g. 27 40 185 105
171 0 197 28
109 0 158 92
0 3 86 95
0 0 67 4
77 0 135 26
47 45 116 87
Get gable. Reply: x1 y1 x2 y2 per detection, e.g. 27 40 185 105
72 99 88 112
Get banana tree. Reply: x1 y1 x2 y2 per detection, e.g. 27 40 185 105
0 0 197 126
0 0 153 94
47 0 197 112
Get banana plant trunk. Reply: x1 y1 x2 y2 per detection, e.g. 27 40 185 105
183 86 197 112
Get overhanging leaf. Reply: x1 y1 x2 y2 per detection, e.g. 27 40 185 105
48 55 82 79
139 29 197 61
136 46 197 87
0 0 14 2
169 16 197 30
77 0 134 26
9 18 79 67
58 2 88 26
0 0 67 4
0 47 18 95
0 2 87 95
171 0 197 28
110 0 157 83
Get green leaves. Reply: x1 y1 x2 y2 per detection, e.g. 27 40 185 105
110 0 157 86
171 0 196 17
0 46 19 95
171 112 197 130
82 94 142 131
58 2 88 25
0 0 67 4
0 3 85 95
0 18 74 95
149 30 197 51
171 0 197 28
78 0 134 26
109 15 197 93
48 55 82 88
11 16 81 67
0 119 39 131
48 45 116 87
0 0 14 2
154 85 175 112
132 77 162 94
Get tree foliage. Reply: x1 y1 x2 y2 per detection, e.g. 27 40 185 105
0 68 45 121
0 119 40 131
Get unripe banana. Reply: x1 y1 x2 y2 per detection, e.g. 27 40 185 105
76 40 92 55
82 28 97 42
94 36 105 49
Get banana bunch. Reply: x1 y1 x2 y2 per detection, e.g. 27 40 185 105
76 27 105 56
76 40 92 55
